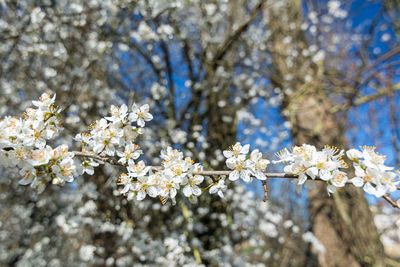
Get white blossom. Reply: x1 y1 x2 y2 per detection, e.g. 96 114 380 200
278 144 348 193
129 104 153 127
209 179 227 198
347 146 399 197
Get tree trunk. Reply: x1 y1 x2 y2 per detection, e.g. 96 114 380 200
284 94 385 267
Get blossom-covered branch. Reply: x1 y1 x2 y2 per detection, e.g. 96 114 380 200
71 151 297 178
0 94 399 208
70 150 400 207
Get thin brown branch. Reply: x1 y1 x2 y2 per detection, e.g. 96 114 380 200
142 6 175 21
159 39 177 120
126 41 161 76
383 194 399 209
262 180 268 202
73 151 126 167
211 1 266 67
196 170 299 179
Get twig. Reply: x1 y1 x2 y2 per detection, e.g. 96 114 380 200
330 82 400 113
262 180 268 202
212 1 266 67
354 82 400 106
383 194 399 209
73 151 125 167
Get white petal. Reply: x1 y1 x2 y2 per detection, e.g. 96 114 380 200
131 103 138 112
93 144 104 154
245 160 255 170
129 113 138 121
327 184 336 194
173 175 183 184
346 149 362 160
85 168 94 175
141 104 150 111
223 150 233 158
298 174 307 184
147 187 158 198
137 118 145 127
374 185 387 197
363 183 376 195
144 113 153 121
209 186 218 194
350 177 364 187
143 166 151 176
241 170 252 183
255 171 266 180
194 175 204 184
136 190 146 200
19 177 33 185
192 186 202 196
120 104 128 113
229 170 240 181
284 165 293 173
306 167 318 179
241 144 250 154
226 158 237 169
183 185 192 197
170 188 177 198
121 185 131 194
64 175 74 183
366 167 379 178
319 169 332 181
354 165 365 177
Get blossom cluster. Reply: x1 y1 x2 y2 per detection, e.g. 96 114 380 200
75 101 229 204
75 103 152 158
74 102 155 183
0 93 61 150
0 93 77 192
223 142 270 182
347 147 399 197
117 147 206 204
275 144 348 194
276 144 400 197
75 100 225 203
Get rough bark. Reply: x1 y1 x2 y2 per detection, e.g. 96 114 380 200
284 94 385 267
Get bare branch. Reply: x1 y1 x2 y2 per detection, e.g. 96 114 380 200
73 151 126 167
262 180 268 202
383 194 399 209
330 82 400 112
354 82 400 106
211 1 266 67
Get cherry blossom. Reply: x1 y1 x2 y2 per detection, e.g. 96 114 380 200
224 142 270 183
277 144 348 193
347 146 399 197
209 179 227 198
129 103 153 127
